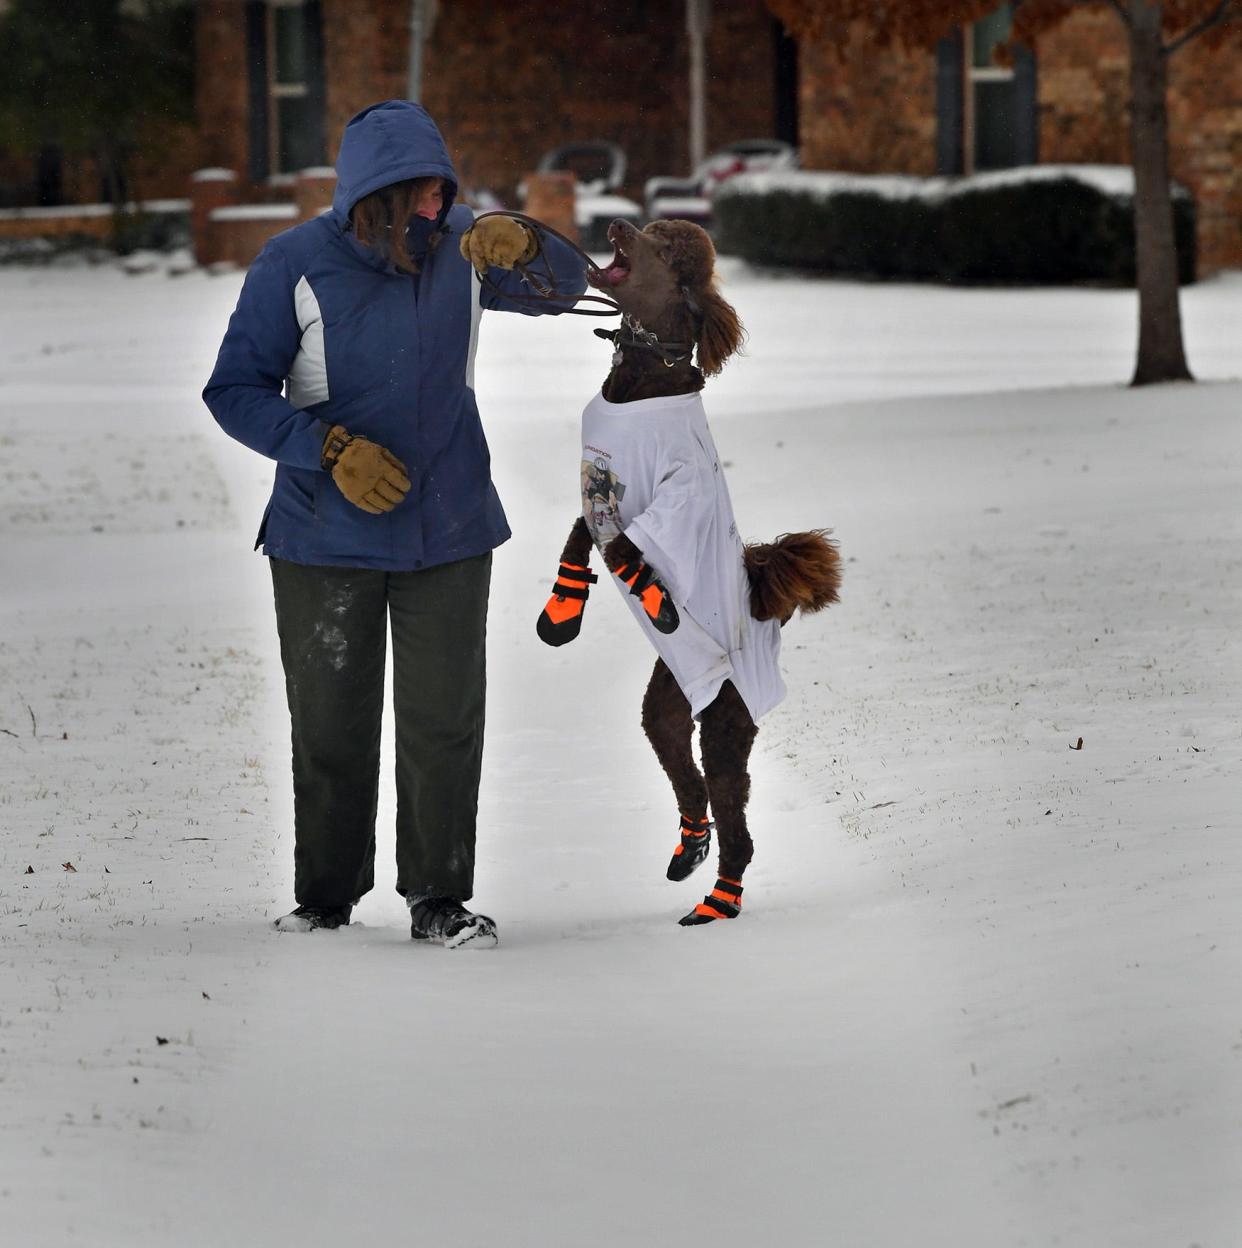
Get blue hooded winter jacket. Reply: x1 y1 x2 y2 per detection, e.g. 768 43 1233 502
203 101 588 571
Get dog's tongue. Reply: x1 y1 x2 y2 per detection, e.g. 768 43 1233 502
598 263 628 286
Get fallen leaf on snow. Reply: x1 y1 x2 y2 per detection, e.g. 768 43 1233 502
62 861 77 872
997 1094 1033 1112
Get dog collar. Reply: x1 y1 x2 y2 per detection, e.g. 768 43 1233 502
593 316 694 369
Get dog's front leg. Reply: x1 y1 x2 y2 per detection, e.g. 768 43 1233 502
560 516 595 569
603 534 679 635
536 518 598 647
602 531 642 572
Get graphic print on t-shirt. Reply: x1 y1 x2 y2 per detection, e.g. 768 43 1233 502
581 452 626 545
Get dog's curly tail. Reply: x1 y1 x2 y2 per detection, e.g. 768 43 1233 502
744 530 842 623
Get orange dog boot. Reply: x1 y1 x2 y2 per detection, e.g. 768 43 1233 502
537 562 598 646
666 814 712 882
679 877 743 926
613 559 679 634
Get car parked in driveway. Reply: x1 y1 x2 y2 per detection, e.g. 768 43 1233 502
644 139 799 230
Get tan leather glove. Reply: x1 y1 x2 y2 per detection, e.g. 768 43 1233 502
321 425 411 515
459 216 538 272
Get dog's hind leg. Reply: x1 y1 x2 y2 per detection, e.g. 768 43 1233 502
680 680 757 926
642 659 707 816
642 660 713 881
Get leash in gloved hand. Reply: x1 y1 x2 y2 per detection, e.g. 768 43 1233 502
466 210 692 366
466 209 622 317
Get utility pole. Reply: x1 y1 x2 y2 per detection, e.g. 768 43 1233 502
407 0 437 102
686 0 710 171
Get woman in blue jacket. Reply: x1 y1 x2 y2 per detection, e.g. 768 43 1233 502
204 101 586 947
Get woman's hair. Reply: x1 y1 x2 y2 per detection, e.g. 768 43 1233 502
350 176 442 273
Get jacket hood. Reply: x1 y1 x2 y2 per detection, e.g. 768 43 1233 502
331 101 458 225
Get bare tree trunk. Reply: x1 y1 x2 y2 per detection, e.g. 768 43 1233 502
1126 0 1193 384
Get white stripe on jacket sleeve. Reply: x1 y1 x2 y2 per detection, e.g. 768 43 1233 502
287 275 329 408
465 268 484 391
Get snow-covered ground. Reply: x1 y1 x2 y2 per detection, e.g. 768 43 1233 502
2 259 1239 1247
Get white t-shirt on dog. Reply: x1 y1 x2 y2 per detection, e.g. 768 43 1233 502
580 388 785 722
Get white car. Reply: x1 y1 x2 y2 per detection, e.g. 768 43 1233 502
644 140 800 229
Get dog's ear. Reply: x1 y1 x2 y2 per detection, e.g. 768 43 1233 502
645 220 715 287
694 282 744 377
644 220 745 375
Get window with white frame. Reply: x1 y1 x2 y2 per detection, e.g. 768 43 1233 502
965 3 1019 171
266 0 323 177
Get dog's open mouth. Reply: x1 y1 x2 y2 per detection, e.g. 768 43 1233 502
591 225 631 288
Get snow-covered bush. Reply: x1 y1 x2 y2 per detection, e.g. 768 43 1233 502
713 165 1196 285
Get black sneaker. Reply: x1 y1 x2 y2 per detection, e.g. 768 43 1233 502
273 904 352 932
409 896 498 949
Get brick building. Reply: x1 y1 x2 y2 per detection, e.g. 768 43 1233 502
191 0 794 207
795 2 1242 273
2 1 1237 272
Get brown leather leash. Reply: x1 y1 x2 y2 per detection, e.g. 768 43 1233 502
466 209 622 317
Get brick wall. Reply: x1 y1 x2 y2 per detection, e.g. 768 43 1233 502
190 167 336 266
796 22 938 176
792 5 1242 272
195 1 253 182
419 0 780 203
0 210 116 243
206 205 301 267
1036 7 1131 165
707 1 788 163
194 0 780 212
194 0 382 204
321 0 408 156
1039 5 1242 274
1169 34 1242 274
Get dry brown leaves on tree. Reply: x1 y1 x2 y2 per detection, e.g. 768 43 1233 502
765 0 1241 56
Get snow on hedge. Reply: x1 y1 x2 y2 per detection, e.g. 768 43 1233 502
717 163 1191 204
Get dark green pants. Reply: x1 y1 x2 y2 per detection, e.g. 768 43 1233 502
269 553 491 909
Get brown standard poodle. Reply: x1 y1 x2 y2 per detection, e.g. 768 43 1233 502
537 218 841 926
